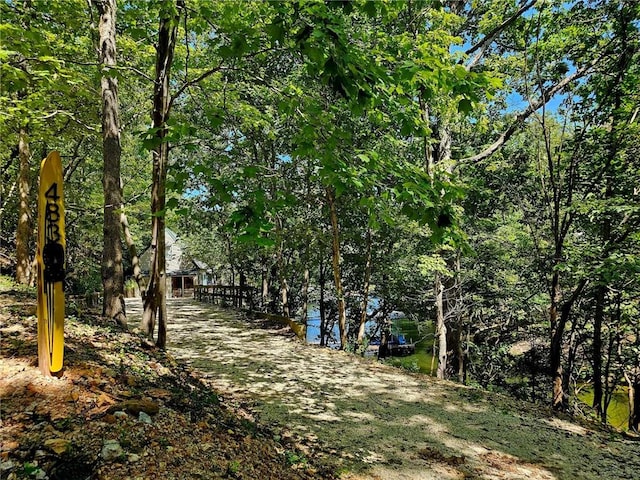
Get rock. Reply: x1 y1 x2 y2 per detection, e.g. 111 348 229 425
113 411 128 419
127 453 140 463
101 440 124 462
108 399 159 416
138 411 152 424
0 460 15 473
43 438 71 455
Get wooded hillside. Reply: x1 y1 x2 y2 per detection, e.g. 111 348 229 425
1 0 639 438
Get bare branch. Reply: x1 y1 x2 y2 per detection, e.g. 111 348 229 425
38 110 98 131
63 138 86 182
464 0 537 70
170 46 283 109
170 64 225 109
458 61 598 166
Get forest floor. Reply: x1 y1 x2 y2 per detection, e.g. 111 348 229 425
2 283 639 480
0 281 335 480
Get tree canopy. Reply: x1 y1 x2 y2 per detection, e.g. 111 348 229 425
1 0 639 429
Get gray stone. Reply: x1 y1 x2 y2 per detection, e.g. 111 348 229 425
0 460 15 473
34 468 47 480
127 453 140 463
113 411 128 419
138 411 152 424
101 439 124 462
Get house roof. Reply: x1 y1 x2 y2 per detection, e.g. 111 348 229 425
139 228 210 276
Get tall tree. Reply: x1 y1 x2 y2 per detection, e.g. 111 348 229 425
94 0 126 327
1 0 96 286
141 0 184 348
16 126 31 284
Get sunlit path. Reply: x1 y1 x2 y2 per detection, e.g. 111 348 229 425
126 298 639 480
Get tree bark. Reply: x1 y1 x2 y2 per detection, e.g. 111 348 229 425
16 127 32 285
120 206 142 294
550 275 587 410
626 369 640 432
96 0 126 327
319 253 327 347
592 285 605 419
142 0 182 348
549 269 566 410
445 254 464 382
301 264 309 337
326 187 347 349
261 257 269 311
356 226 372 346
276 217 290 317
628 298 640 432
378 315 391 360
435 272 447 380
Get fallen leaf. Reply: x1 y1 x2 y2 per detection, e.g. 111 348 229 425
44 438 71 455
3 441 19 452
97 392 116 406
85 404 111 419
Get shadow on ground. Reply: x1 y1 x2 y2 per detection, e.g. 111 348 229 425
126 298 640 480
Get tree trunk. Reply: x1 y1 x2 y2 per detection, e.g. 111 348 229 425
142 0 182 348
444 253 465 382
319 253 327 347
261 257 268 311
627 370 640 432
276 217 290 317
96 0 126 327
326 187 347 349
592 285 605 419
16 127 32 285
550 275 587 410
268 263 278 313
120 207 142 295
435 272 447 379
378 315 391 359
301 265 309 337
356 226 372 346
628 298 640 432
549 271 565 409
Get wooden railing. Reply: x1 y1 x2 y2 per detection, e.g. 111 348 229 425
194 285 259 310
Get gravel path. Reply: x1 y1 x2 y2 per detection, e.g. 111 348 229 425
125 298 639 480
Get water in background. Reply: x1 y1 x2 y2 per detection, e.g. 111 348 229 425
305 296 410 344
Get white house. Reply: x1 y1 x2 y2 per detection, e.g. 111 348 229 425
139 228 212 298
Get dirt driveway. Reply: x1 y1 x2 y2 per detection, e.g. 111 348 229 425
125 298 639 480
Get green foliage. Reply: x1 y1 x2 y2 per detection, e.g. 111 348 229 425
285 450 307 466
2 0 638 420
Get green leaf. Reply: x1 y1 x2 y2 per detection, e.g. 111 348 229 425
362 1 377 18
458 98 473 114
166 198 180 210
266 18 285 43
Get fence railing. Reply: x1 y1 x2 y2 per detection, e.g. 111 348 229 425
194 285 259 310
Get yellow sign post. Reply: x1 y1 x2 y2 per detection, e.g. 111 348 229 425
36 151 66 375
